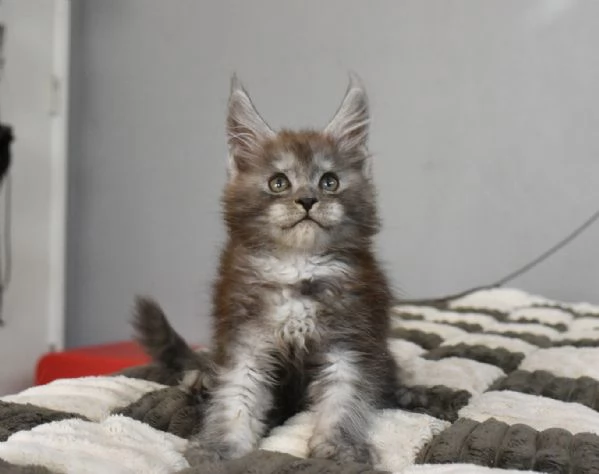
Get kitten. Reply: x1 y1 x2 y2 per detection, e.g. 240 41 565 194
140 75 401 465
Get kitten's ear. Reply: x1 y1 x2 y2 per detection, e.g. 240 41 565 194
227 75 275 175
324 73 370 154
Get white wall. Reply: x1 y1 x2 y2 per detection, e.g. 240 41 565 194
0 0 67 395
67 0 599 348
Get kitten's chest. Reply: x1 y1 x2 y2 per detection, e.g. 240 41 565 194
265 286 318 347
249 255 350 347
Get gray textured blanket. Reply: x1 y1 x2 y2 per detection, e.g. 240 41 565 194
1 287 599 473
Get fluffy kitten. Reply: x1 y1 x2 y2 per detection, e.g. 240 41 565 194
140 75 401 465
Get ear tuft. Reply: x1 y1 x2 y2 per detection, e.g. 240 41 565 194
226 75 274 175
230 73 243 94
324 73 370 153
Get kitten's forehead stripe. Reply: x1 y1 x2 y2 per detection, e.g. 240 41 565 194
264 130 336 168
313 153 334 170
273 152 297 172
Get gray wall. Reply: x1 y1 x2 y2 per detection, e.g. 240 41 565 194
67 0 599 348
0 0 56 393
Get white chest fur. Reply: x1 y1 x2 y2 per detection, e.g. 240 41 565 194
249 254 351 347
249 254 351 285
267 287 317 348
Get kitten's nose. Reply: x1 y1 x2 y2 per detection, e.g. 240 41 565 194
296 197 318 211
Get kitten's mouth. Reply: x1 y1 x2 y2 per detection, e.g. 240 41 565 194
284 215 326 230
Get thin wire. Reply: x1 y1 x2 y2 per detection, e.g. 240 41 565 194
2 172 11 288
0 175 8 326
397 205 599 306
493 206 599 286
0 22 5 325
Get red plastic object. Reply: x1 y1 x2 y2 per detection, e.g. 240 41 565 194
35 341 151 385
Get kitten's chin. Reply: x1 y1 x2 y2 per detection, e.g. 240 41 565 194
274 221 330 251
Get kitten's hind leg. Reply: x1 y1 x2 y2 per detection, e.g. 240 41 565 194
185 332 276 465
306 348 376 464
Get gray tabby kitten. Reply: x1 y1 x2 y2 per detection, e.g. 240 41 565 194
137 75 400 465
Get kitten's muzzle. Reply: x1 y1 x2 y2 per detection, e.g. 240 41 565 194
284 214 326 230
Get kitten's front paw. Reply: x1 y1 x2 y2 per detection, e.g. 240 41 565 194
184 442 223 466
308 434 372 464
184 437 252 466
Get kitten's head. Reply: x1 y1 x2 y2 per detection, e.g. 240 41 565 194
222 75 379 252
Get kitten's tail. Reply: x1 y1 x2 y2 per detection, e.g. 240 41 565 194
132 297 201 371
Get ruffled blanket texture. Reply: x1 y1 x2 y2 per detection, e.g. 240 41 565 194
1 287 599 473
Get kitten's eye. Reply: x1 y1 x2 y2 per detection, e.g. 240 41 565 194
268 173 291 193
319 173 339 192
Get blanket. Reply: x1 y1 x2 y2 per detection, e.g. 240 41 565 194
1 287 599 473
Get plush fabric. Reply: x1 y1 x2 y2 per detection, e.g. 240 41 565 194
1 287 599 473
